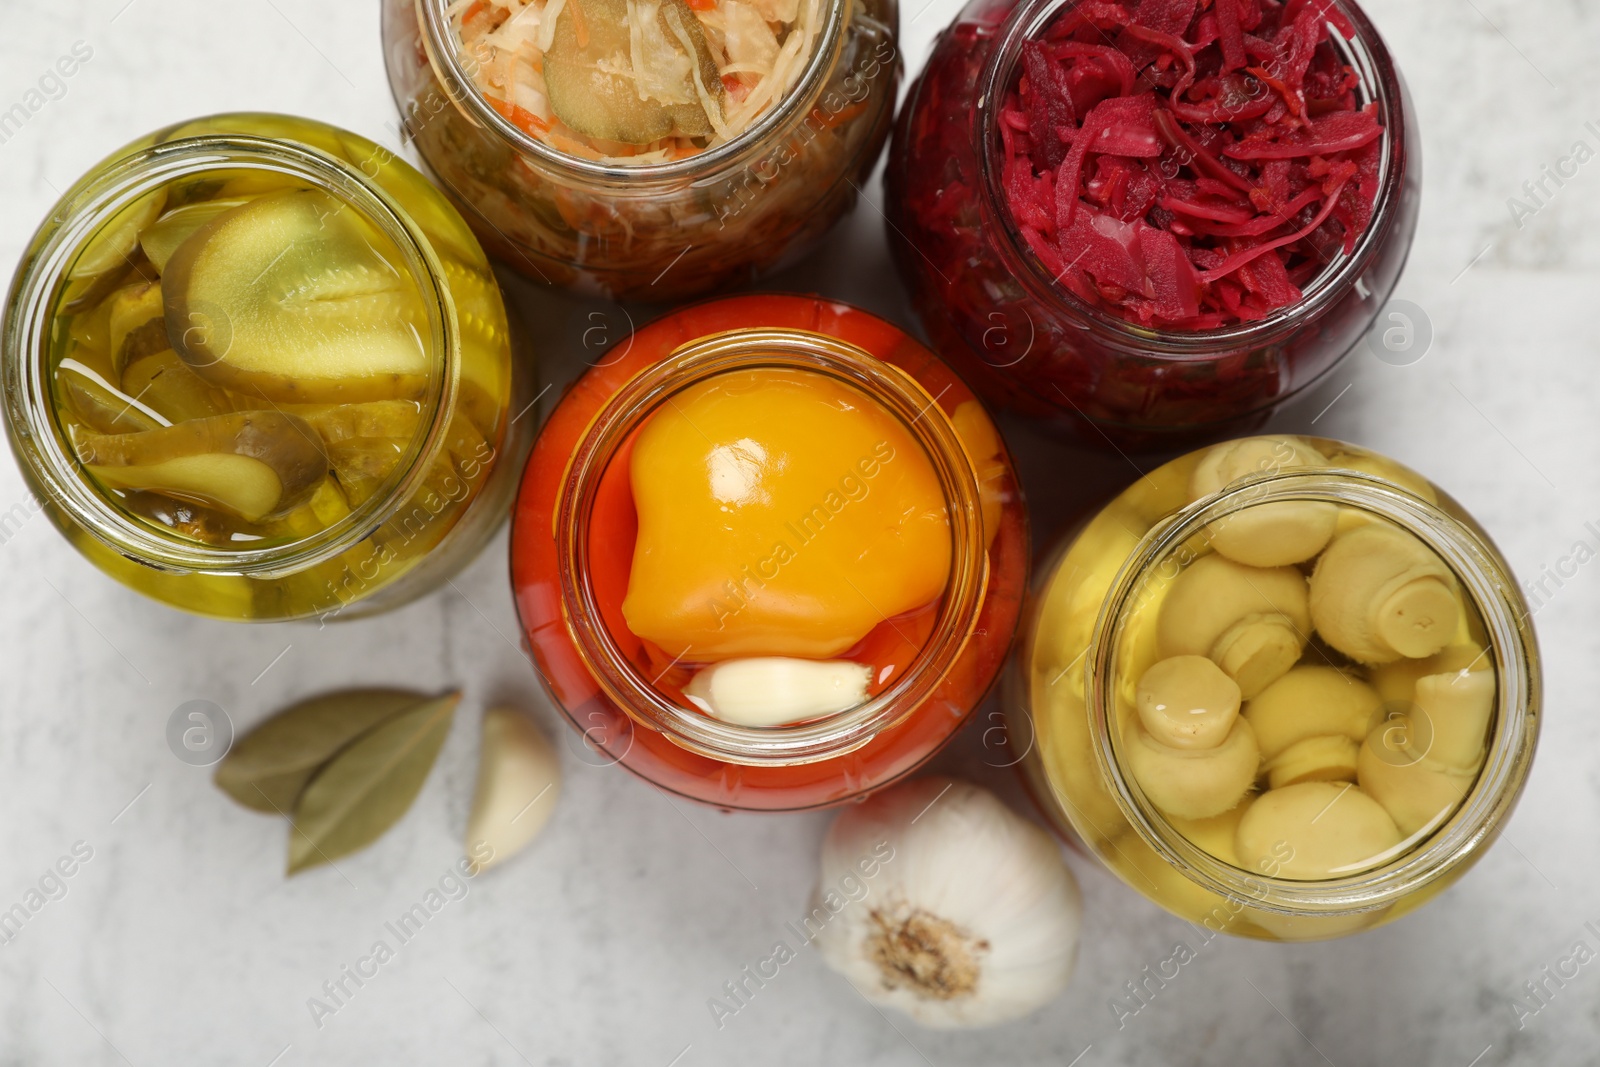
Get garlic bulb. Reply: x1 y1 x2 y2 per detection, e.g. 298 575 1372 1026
465 707 562 872
813 778 1081 1028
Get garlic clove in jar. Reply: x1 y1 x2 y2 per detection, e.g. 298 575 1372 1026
465 707 562 872
683 657 871 727
813 778 1081 1029
1189 436 1338 567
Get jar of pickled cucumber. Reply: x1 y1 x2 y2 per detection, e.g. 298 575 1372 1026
512 295 1027 810
2 113 532 622
380 0 898 301
1015 436 1539 940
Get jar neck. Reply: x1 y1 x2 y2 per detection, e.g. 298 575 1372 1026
972 0 1408 354
2 134 457 578
1087 472 1539 916
412 0 851 186
555 328 989 766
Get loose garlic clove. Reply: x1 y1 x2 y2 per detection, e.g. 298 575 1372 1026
466 707 562 873
1157 555 1311 698
1235 782 1402 880
1263 734 1360 790
1189 437 1337 567
1309 524 1460 664
1135 655 1242 750
1243 666 1381 762
1124 718 1259 820
683 657 871 727
1369 643 1488 710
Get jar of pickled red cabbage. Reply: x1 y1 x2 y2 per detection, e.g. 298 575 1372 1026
1015 436 1539 940
887 0 1418 448
380 0 898 301
2 113 532 621
511 294 1027 809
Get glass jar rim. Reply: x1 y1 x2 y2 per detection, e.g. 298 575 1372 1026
551 327 990 766
1 128 460 578
1085 470 1540 917
973 0 1409 355
413 0 852 185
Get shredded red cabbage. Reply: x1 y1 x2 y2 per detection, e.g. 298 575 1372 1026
999 0 1382 328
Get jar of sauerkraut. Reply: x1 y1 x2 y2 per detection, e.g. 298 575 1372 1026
1014 436 1539 940
2 114 532 622
381 0 898 300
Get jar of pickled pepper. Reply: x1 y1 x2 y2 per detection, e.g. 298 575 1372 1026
381 0 899 301
511 295 1027 809
1014 436 1539 940
2 113 532 621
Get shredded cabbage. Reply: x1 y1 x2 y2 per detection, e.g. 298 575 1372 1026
454 0 817 163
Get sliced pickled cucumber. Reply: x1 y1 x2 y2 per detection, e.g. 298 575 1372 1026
76 411 329 523
120 349 238 424
61 190 166 312
107 281 169 376
139 199 249 274
327 437 410 506
295 399 423 446
163 189 432 404
544 0 724 144
121 490 241 547
57 357 163 435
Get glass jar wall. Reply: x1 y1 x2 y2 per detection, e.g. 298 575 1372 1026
886 0 1419 448
2 113 532 622
1015 436 1538 940
511 295 1027 810
381 0 899 301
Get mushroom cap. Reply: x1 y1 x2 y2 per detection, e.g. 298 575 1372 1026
1235 781 1402 880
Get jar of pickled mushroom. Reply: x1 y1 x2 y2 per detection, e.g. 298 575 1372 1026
1014 436 1539 940
886 0 1418 447
1 113 532 622
381 0 898 301
511 295 1026 810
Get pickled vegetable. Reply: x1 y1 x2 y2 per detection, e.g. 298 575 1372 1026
163 189 430 403
623 368 952 663
453 0 820 164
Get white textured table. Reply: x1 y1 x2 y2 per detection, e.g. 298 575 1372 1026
0 2 1595 1065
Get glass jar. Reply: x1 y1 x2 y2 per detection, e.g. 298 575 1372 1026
511 294 1027 810
886 0 1419 448
1015 436 1538 940
380 0 899 301
2 113 531 622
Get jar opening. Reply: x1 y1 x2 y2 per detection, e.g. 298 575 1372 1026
2 133 458 577
974 0 1406 353
554 328 989 766
413 0 852 184
1088 471 1538 916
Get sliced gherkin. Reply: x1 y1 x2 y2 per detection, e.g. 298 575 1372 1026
543 0 724 144
163 189 432 404
139 199 250 274
120 349 238 425
76 411 329 523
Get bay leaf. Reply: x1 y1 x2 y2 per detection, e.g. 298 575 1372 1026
214 688 435 814
287 692 460 875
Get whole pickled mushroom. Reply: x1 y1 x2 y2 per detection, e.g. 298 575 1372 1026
1157 554 1311 698
1322 450 1439 536
1125 655 1256 820
1358 667 1495 837
1189 437 1338 567
1244 666 1380 788
1235 781 1402 880
1310 524 1461 664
